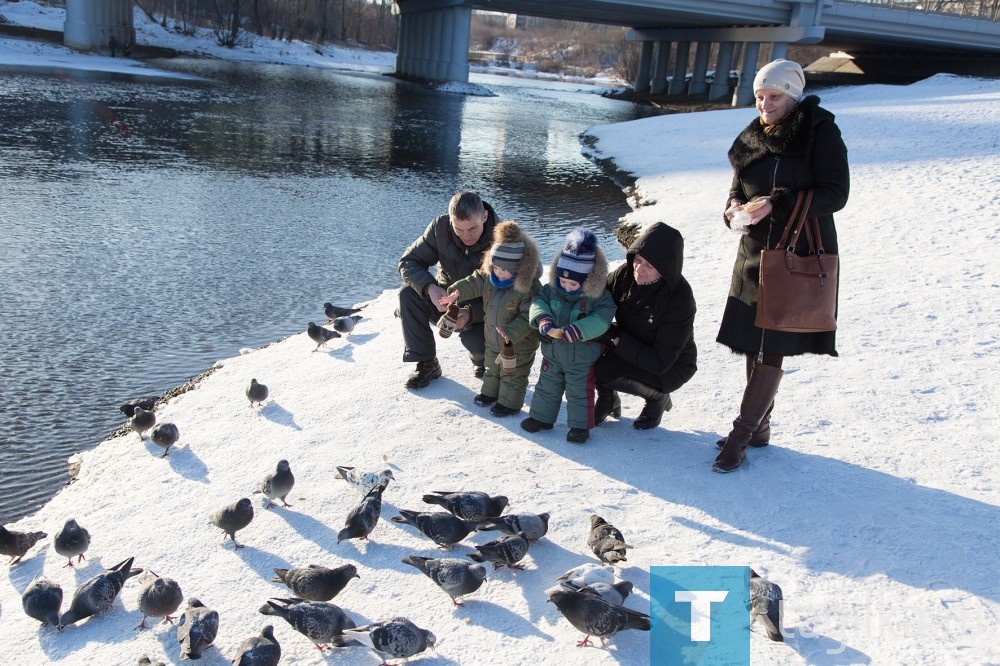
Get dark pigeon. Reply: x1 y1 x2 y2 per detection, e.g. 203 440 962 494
468 531 530 570
150 422 180 458
332 314 363 335
422 490 508 522
557 579 634 607
335 466 394 495
548 588 651 647
129 406 157 442
751 569 784 642
231 624 281 666
333 617 435 662
22 575 63 627
477 512 550 541
254 459 295 509
323 302 363 323
137 657 166 666
53 518 91 567
210 498 254 549
137 575 184 629
588 515 632 565
176 597 219 660
391 509 477 548
337 484 384 543
271 564 359 602
58 556 143 629
307 321 340 351
0 523 47 565
401 555 487 606
246 378 269 408
119 396 159 418
259 597 357 650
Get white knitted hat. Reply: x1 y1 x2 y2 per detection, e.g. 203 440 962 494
753 59 805 101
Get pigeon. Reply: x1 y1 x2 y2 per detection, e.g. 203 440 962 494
555 563 617 589
391 509 478 548
588 515 632 565
271 564 359 602
22 575 63 627
335 466 395 494
176 597 219 660
119 396 159 418
422 490 508 522
231 624 281 666
246 378 269 408
0 523 47 565
254 459 295 508
210 498 254 549
149 422 180 457
323 302 363 322
137 657 166 666
555 579 634 607
548 588 651 647
401 555 487 605
136 575 184 628
332 314 362 334
307 321 340 351
130 406 157 441
53 518 91 567
259 597 357 650
58 556 143 629
468 532 530 570
751 569 784 642
333 617 435 662
477 512 550 541
337 484 384 543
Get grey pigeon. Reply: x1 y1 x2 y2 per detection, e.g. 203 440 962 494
401 555 487 605
333 616 435 662
391 509 478 548
130 406 156 441
332 314 362 334
323 302 363 322
53 518 91 567
555 563 617 589
335 466 395 494
307 321 340 351
556 579 634 607
149 422 180 457
137 657 166 666
120 396 159 418
477 512 550 541
468 531 530 570
137 575 184 628
177 597 219 660
254 459 295 509
259 597 357 650
210 498 254 549
58 556 143 629
22 575 63 627
422 490 508 522
337 484 384 543
271 564 359 602
246 378 268 408
751 569 784 642
0 523 47 565
588 515 632 565
231 624 280 666
548 588 651 647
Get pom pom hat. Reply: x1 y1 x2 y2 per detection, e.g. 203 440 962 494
753 59 805 102
557 228 598 284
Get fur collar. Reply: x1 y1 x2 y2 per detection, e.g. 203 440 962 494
728 95 822 174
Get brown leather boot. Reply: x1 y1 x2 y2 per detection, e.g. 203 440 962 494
713 364 784 473
716 357 774 449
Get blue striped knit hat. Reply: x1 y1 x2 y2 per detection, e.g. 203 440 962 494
556 228 598 284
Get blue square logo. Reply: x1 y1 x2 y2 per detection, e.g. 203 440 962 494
650 566 750 665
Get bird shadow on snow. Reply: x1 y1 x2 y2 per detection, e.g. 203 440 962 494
260 401 302 431
159 443 210 484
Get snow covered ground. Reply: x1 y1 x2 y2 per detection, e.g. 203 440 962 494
2 2 1000 664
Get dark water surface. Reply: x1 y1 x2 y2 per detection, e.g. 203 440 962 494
0 60 657 522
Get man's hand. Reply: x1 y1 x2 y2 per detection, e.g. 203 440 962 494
426 284 448 312
454 306 471 332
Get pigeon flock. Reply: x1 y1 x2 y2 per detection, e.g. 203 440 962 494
2 299 785 663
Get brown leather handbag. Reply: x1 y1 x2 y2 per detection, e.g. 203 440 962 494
755 190 839 333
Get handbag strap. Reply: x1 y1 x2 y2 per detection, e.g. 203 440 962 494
776 189 816 252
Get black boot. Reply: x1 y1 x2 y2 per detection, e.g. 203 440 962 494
608 377 672 430
717 356 773 449
713 364 784 473
566 428 589 444
594 386 621 426
404 358 442 389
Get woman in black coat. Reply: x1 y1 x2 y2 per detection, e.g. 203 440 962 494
594 222 697 431
714 59 850 473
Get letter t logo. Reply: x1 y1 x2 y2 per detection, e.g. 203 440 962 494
674 590 729 641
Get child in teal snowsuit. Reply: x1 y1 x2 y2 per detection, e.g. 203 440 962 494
521 228 615 444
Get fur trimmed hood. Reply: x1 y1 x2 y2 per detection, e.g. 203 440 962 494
481 220 542 294
546 244 609 300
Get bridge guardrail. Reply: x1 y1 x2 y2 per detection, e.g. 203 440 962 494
837 0 998 22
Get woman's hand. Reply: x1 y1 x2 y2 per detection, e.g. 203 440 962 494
725 198 744 222
742 196 772 225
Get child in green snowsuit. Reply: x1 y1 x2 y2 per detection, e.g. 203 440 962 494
442 221 542 416
521 228 615 444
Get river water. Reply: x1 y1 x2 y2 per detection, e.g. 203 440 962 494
0 59 658 523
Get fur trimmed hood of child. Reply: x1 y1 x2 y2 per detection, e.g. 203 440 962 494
546 228 609 300
481 220 542 294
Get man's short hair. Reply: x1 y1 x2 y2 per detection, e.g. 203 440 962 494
449 191 485 222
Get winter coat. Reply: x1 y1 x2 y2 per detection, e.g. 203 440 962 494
718 95 850 357
398 202 499 325
603 222 697 392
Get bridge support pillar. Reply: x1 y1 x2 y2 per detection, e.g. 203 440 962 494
395 1 471 83
635 41 654 94
688 41 712 95
64 0 133 52
668 40 690 94
650 41 671 95
770 42 789 60
732 42 762 107
708 41 735 101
